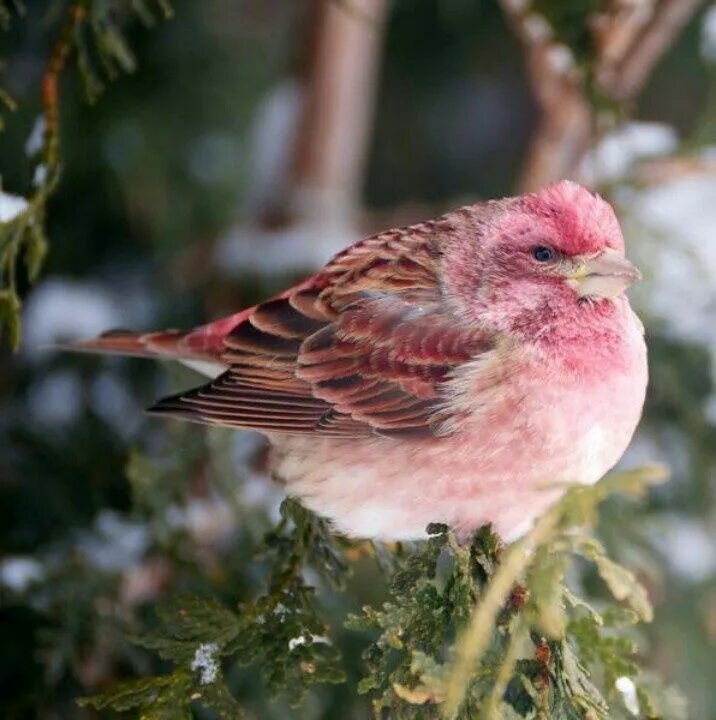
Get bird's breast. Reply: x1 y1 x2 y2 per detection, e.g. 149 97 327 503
269 309 647 541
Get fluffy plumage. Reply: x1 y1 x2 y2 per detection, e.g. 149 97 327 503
71 181 647 541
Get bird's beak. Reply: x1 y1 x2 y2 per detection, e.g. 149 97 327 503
568 247 642 299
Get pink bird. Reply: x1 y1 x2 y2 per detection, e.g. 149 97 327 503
72 181 647 542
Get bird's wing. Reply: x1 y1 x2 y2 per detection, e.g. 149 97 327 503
149 216 494 437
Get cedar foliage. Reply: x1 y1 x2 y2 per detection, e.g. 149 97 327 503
77 466 683 719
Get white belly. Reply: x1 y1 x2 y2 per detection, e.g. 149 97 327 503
269 407 637 542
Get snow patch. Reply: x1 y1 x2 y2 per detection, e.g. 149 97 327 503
0 557 44 592
0 189 29 223
615 676 640 716
288 634 330 651
216 217 357 276
78 511 150 572
90 372 139 437
33 164 48 187
581 122 678 184
190 642 220 685
652 514 716 582
244 81 302 218
27 369 82 426
546 44 573 74
186 133 241 186
501 0 529 11
22 278 122 358
25 117 46 157
627 173 716 356
164 497 235 546
274 602 289 618
523 14 552 42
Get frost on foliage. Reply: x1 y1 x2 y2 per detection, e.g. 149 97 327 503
190 642 220 685
288 634 330 651
288 635 306 650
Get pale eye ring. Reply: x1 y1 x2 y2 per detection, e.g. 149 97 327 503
532 245 555 262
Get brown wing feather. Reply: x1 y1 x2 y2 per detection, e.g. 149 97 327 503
296 293 490 435
148 213 494 437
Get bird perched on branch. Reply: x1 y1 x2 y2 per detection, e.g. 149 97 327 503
71 181 647 542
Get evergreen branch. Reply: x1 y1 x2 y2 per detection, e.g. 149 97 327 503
442 507 562 718
0 0 173 347
442 465 667 718
69 464 679 718
483 619 528 719
41 2 87 172
79 498 349 716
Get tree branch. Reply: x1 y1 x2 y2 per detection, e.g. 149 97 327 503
603 0 706 100
289 0 388 221
502 0 705 192
499 0 593 192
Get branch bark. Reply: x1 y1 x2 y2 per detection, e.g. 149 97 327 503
602 0 705 100
289 0 388 222
501 0 706 192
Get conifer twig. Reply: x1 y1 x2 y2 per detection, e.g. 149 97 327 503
442 465 667 717
42 2 88 172
442 504 563 718
483 619 528 719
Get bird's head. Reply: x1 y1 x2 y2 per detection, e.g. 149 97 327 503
444 180 641 334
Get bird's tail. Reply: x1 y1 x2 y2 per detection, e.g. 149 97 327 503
63 308 252 364
66 328 197 359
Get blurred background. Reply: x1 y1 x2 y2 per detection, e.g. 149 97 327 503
1 0 715 717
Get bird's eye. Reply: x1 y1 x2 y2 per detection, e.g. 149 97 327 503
532 245 555 263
